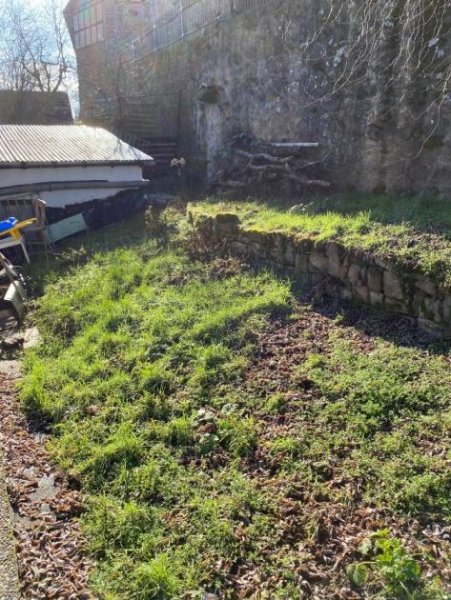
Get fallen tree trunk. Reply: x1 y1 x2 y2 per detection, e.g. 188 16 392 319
218 179 247 188
287 173 331 188
266 142 320 150
246 163 331 188
235 149 293 165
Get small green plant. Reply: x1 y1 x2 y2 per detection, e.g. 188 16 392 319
130 553 179 599
218 415 258 457
265 393 288 414
347 530 424 599
145 205 173 244
269 436 301 459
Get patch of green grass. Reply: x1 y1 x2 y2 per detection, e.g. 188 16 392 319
264 392 288 414
20 225 290 598
190 197 451 285
300 338 451 518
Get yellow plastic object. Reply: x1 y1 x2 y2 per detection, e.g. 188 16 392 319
0 218 37 240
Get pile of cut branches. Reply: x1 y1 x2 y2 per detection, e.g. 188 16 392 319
212 135 331 197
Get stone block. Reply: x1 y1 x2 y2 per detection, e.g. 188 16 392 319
414 276 436 296
269 233 285 264
369 291 384 306
309 252 329 272
422 297 442 324
328 259 348 280
348 264 361 285
326 243 342 261
354 285 369 303
245 229 269 246
418 317 446 338
249 243 266 260
310 272 326 285
367 266 383 293
339 286 352 301
411 291 426 317
385 296 409 314
327 245 348 279
285 240 295 266
230 241 248 255
375 256 391 270
266 260 276 271
443 296 451 321
383 270 404 301
295 252 309 274
237 231 250 243
215 213 240 235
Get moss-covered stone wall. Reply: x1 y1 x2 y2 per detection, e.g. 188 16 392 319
193 212 451 339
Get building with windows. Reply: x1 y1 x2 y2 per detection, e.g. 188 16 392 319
64 0 150 128
70 0 104 50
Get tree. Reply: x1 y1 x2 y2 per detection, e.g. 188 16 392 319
0 0 73 92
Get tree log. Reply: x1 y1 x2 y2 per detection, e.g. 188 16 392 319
287 172 331 188
219 179 246 188
235 149 294 165
247 163 330 187
246 163 289 174
266 142 320 149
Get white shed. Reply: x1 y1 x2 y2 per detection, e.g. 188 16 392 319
0 125 154 208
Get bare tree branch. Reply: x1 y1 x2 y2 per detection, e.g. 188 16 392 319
0 0 73 92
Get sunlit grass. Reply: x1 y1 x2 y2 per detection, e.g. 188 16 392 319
190 197 451 285
19 211 451 598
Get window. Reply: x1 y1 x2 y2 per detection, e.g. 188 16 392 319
73 0 103 49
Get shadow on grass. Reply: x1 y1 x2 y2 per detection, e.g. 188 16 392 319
255 270 451 355
304 290 451 357
24 213 150 296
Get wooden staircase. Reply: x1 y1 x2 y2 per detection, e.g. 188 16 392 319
122 134 179 173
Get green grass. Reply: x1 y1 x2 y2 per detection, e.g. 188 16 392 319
299 337 451 517
189 196 451 285
20 211 451 598
21 224 291 598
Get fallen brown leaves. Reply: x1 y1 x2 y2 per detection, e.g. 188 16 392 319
224 301 451 598
0 370 94 600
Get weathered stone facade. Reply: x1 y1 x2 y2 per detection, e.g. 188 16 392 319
192 212 451 339
68 0 451 195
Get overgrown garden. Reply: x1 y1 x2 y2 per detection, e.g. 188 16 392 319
20 204 450 599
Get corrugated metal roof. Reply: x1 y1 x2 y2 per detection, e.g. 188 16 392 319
0 125 154 167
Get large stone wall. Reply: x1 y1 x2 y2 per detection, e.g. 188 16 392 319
193 212 451 339
70 0 451 195
124 0 451 195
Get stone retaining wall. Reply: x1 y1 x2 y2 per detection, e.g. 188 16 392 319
193 212 451 339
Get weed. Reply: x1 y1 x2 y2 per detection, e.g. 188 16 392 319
218 415 258 458
130 554 179 599
265 393 288 414
346 530 442 599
